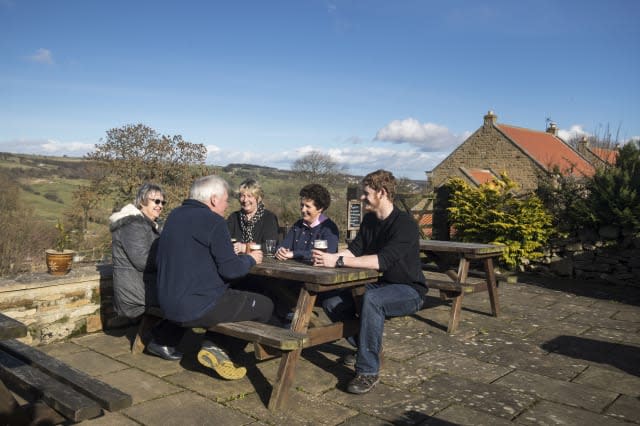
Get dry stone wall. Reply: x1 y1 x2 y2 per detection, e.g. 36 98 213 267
525 228 640 287
0 264 126 345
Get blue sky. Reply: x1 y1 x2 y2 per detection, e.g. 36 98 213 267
2 0 639 179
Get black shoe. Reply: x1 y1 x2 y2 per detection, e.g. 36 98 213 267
146 340 183 361
347 374 379 394
342 352 356 367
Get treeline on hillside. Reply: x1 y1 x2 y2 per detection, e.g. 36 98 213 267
0 152 92 180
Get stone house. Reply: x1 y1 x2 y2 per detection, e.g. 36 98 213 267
420 111 609 239
426 111 597 194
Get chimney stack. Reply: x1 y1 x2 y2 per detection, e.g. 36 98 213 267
578 136 589 149
546 121 558 136
483 110 497 127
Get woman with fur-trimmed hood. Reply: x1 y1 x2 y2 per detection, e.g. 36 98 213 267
109 183 166 319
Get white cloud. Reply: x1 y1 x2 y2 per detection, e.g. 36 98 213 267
27 48 54 64
0 138 93 155
41 139 94 153
206 143 446 180
558 124 589 142
374 117 467 151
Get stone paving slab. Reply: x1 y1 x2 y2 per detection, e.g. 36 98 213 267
53 348 130 377
121 391 257 425
494 370 619 412
416 373 537 419
514 400 628 426
573 365 640 396
423 404 514 425
477 347 587 380
605 395 640 424
95 367 182 405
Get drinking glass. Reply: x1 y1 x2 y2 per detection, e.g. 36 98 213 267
314 239 328 252
265 239 277 257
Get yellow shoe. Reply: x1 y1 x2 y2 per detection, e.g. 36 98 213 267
197 346 246 380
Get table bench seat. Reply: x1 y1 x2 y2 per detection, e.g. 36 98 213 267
212 321 308 351
0 348 102 422
0 340 132 413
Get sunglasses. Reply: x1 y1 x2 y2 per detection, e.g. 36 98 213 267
150 199 167 206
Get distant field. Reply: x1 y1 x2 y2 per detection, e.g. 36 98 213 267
18 177 88 222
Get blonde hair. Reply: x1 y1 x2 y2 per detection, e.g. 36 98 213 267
237 179 264 202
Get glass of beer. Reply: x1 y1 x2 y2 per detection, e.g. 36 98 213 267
313 239 328 252
248 242 262 253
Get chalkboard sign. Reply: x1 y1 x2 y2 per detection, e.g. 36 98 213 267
348 200 362 230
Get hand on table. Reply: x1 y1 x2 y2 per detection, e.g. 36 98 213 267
312 250 338 268
275 247 293 261
249 250 263 264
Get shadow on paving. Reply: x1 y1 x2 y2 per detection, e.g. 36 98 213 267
518 273 640 307
542 335 640 377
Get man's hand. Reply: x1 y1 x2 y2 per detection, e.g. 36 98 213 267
249 250 263 264
232 242 245 255
275 247 292 261
312 249 338 268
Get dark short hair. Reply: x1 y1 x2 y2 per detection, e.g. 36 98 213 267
135 183 165 209
362 169 397 201
299 184 331 211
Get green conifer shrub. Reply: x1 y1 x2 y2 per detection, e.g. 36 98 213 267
446 174 554 269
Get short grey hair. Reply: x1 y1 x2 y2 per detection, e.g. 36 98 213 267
190 175 229 202
135 183 165 209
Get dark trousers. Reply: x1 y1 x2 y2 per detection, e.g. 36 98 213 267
181 289 274 357
151 319 185 347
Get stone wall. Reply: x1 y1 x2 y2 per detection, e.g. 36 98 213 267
524 229 640 287
430 124 541 193
0 264 125 345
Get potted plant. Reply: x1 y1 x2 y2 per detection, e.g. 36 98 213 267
45 220 75 275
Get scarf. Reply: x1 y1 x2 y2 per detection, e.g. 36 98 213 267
240 202 265 243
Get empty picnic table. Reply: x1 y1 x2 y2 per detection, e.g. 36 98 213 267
420 239 504 333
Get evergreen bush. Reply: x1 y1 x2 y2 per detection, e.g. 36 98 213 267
446 174 554 269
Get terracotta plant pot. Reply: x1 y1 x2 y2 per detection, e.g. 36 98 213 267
45 249 75 275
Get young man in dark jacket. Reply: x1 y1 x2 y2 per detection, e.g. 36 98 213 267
312 169 427 394
156 175 273 380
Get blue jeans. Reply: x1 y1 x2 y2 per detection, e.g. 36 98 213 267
322 283 423 375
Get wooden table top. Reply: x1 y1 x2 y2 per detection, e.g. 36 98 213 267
420 239 504 256
0 313 27 340
250 258 379 286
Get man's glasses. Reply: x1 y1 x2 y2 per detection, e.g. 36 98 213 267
150 199 167 206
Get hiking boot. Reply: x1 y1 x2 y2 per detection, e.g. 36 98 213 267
346 374 380 394
197 344 246 380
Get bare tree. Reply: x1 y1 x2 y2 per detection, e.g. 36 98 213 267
291 151 346 185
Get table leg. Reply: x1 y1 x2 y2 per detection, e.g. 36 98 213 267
268 287 316 410
484 257 500 317
447 258 470 334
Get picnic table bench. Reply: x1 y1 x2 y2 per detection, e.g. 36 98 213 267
0 313 132 423
420 239 504 333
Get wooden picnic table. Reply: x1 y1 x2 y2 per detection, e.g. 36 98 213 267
249 258 379 410
419 239 504 334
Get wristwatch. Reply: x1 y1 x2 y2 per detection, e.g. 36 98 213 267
335 256 344 268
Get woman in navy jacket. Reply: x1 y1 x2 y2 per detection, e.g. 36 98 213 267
276 183 339 262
